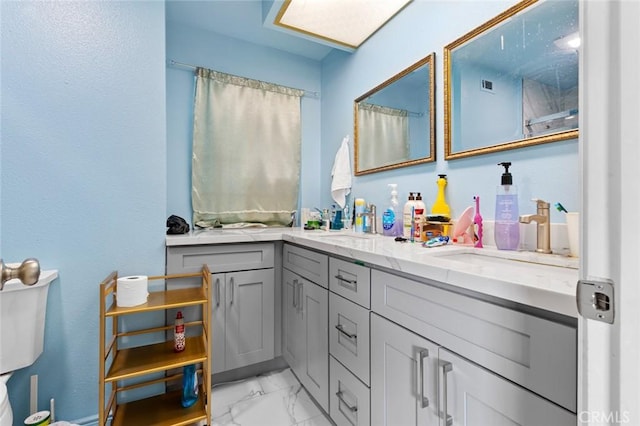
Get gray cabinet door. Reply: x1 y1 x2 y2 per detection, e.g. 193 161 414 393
438 348 576 426
282 268 304 373
299 279 329 412
224 269 275 370
371 313 440 426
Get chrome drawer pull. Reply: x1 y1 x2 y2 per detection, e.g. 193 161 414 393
215 278 221 307
293 279 298 308
335 391 358 413
441 361 453 426
335 324 357 340
419 349 429 408
334 274 357 285
229 277 235 305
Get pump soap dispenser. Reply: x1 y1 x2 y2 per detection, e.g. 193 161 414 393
494 162 520 250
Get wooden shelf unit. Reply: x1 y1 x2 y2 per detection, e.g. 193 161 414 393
99 267 211 426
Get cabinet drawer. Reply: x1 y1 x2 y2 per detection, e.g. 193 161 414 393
329 257 371 308
371 269 577 412
329 292 370 385
167 243 274 273
283 244 328 288
330 356 370 426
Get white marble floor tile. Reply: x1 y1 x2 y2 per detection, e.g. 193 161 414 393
212 377 265 414
211 368 331 426
256 368 300 394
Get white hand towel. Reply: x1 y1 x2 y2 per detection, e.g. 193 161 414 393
331 135 352 209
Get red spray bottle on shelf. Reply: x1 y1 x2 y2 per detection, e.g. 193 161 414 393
474 196 483 248
174 311 185 352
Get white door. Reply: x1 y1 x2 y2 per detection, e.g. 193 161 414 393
438 348 575 426
299 279 329 412
370 313 440 426
580 1 640 423
225 269 275 370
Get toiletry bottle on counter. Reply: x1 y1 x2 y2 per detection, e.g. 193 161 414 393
354 198 366 233
431 174 451 219
414 193 426 240
403 192 416 238
174 311 185 352
495 162 520 250
382 184 401 236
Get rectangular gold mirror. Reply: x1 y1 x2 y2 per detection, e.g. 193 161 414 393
444 0 578 160
354 52 435 175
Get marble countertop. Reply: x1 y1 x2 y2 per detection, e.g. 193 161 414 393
166 228 579 318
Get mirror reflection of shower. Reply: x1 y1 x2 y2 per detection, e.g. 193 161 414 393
0 258 41 290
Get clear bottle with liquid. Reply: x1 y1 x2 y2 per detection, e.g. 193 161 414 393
494 162 520 250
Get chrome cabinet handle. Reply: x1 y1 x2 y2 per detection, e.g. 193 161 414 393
335 324 357 340
419 349 429 408
297 281 303 313
292 279 298 308
335 391 358 413
441 361 453 426
334 274 357 285
215 278 221 307
229 277 235 305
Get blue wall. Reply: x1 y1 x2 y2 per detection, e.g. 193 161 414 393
320 0 579 224
1 1 166 422
166 22 323 224
1 0 581 421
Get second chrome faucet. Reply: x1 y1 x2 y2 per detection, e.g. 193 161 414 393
519 199 551 254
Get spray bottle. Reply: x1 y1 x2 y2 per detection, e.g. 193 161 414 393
382 184 401 236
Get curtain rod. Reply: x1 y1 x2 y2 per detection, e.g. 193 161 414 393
168 59 320 99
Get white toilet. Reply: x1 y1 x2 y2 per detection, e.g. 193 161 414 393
0 270 58 426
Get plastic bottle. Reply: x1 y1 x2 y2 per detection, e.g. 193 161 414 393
174 311 185 352
414 193 426 240
354 198 366 233
382 184 401 237
474 195 483 248
494 162 520 250
181 364 199 408
431 174 451 219
403 192 416 238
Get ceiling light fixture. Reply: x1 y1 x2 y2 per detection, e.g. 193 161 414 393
554 31 580 50
274 0 412 49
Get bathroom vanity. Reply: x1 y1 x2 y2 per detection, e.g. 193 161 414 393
166 228 578 425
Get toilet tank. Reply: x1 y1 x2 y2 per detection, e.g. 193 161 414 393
0 270 58 374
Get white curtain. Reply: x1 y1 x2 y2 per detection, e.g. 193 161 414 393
192 68 303 227
357 103 409 171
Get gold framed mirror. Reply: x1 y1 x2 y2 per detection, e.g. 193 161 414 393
354 52 435 175
444 0 578 160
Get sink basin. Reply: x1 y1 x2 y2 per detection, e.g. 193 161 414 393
311 231 376 240
430 249 578 278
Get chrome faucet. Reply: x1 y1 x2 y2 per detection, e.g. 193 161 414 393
0 258 41 291
519 199 551 254
364 204 377 234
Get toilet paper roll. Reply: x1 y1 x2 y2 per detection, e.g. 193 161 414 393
116 275 149 307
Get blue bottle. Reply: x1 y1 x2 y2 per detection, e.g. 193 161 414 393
494 162 520 250
181 364 199 408
382 184 401 236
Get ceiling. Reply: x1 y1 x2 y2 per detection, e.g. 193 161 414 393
165 0 339 61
